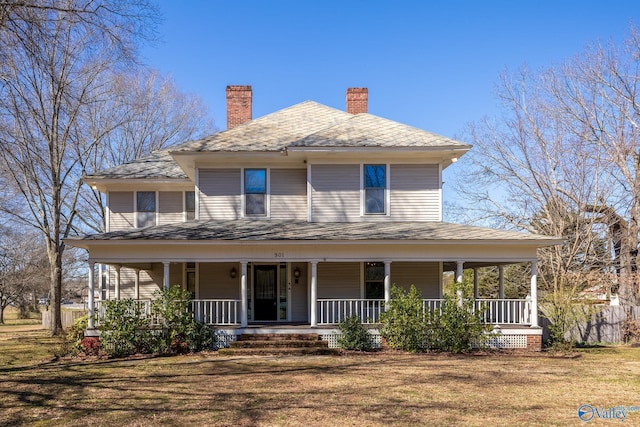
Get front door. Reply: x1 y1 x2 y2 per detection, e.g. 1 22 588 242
254 265 278 321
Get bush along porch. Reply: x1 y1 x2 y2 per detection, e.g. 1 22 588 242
86 280 543 357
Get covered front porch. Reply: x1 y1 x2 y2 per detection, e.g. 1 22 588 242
88 259 540 329
67 220 560 349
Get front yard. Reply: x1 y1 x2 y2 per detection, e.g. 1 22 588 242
0 322 639 426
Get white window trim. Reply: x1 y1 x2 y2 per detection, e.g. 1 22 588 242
307 163 313 222
183 190 196 222
241 167 270 219
195 167 200 221
360 163 390 216
134 191 158 228
105 192 111 232
438 163 443 221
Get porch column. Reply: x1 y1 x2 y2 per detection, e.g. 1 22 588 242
87 261 96 330
98 264 104 301
240 262 248 327
163 262 170 290
530 260 539 327
384 261 392 302
310 261 318 327
456 261 464 284
498 265 505 299
473 268 479 298
105 266 110 300
114 265 121 300
134 269 140 300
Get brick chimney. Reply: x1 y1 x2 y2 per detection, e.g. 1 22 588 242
346 87 368 114
226 85 252 129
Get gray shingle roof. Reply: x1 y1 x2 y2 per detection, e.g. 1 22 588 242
72 220 558 244
171 101 353 152
85 100 471 180
85 149 188 180
291 113 468 149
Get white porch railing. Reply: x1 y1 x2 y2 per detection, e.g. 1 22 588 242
316 298 532 326
189 299 240 325
317 299 385 324
93 298 531 327
93 299 241 326
476 298 531 325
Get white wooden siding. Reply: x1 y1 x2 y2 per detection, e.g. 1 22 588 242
291 262 308 322
169 263 183 288
317 262 360 298
158 192 183 225
112 266 160 300
390 164 440 221
391 262 440 298
271 169 307 219
198 169 241 220
108 192 134 231
311 164 360 221
198 263 239 299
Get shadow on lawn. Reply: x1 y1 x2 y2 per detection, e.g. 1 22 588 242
0 352 551 426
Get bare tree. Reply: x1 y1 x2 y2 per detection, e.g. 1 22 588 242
0 1 159 334
456 28 640 304
74 68 215 233
0 227 48 324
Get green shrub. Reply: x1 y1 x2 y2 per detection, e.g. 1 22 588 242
425 281 492 353
100 298 154 357
380 283 491 353
151 286 216 353
337 315 373 351
99 286 217 358
379 285 428 352
66 315 88 355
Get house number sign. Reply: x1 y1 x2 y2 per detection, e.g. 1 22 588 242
274 251 285 258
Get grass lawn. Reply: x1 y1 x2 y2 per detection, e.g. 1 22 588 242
0 323 639 426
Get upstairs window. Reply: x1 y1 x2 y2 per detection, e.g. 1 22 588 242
245 168 266 216
185 191 195 221
364 164 386 214
136 191 156 228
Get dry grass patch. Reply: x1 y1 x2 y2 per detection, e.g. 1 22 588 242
0 329 639 426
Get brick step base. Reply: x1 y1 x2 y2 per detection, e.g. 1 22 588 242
220 333 337 356
231 340 329 348
236 333 320 341
218 347 339 356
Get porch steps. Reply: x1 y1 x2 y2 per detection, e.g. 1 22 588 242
218 333 339 356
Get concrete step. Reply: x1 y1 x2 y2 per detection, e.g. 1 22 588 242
236 333 320 341
218 347 340 356
230 339 329 349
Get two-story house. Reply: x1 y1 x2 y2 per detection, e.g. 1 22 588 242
68 86 560 350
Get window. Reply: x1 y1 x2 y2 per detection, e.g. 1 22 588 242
185 191 195 221
364 164 386 214
136 191 156 228
245 168 266 216
365 262 384 299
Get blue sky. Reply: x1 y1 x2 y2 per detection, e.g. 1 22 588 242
142 0 639 208
144 1 638 137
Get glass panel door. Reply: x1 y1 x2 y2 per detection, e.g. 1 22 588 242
253 265 277 321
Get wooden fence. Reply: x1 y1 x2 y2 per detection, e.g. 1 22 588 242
41 309 87 329
541 305 640 344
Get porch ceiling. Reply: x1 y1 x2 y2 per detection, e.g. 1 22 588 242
68 220 560 246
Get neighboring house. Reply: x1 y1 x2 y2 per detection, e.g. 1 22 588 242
67 86 561 350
